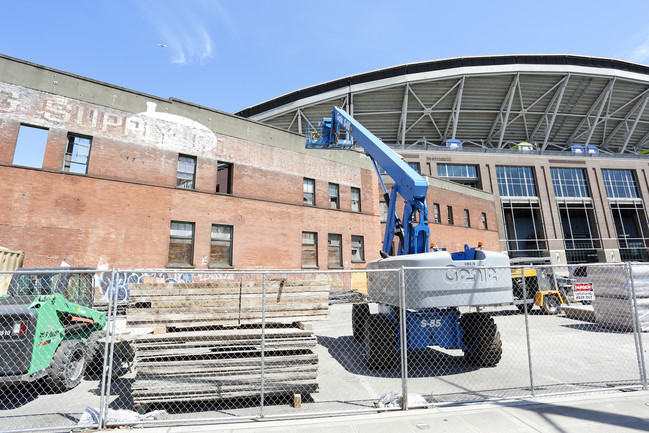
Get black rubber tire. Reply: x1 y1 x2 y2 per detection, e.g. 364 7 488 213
460 313 502 367
85 330 106 377
46 340 87 392
352 303 370 342
513 278 536 314
542 294 561 315
364 314 398 369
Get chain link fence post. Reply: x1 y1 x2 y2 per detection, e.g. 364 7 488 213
398 266 408 410
98 267 116 429
626 263 648 390
260 272 267 418
521 267 535 397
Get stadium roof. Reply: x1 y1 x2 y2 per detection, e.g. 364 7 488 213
236 54 649 154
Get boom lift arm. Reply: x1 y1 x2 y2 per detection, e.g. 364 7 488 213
307 107 429 256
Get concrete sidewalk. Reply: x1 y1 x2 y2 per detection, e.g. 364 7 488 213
142 391 649 433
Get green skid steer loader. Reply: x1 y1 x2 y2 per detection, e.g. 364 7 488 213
0 268 107 392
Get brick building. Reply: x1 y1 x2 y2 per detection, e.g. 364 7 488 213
0 54 499 270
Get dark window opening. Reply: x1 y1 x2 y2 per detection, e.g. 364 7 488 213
216 161 232 194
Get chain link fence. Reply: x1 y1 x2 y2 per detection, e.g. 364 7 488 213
1 263 648 432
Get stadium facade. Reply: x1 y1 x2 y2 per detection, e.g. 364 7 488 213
237 55 649 264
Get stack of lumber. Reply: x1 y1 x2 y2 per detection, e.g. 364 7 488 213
125 278 328 405
590 264 649 331
126 279 330 329
131 326 318 404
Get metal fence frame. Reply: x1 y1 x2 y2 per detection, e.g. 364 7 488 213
1 263 648 432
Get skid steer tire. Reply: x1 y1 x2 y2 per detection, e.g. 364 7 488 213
460 313 502 367
542 294 561 315
364 314 397 370
85 330 106 377
352 303 370 342
46 340 87 392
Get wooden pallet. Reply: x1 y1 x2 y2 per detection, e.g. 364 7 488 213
130 326 319 404
126 279 330 328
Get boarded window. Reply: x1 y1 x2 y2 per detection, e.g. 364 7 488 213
63 134 92 174
303 178 315 206
13 125 49 168
167 221 194 267
351 235 364 262
177 155 196 189
433 203 441 223
379 202 388 223
351 187 361 212
328 234 342 268
210 224 233 268
302 232 318 268
216 161 232 194
329 183 339 209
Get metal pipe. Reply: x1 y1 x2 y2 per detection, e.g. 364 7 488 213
522 269 535 396
626 263 648 390
98 268 116 429
260 273 267 417
399 266 409 410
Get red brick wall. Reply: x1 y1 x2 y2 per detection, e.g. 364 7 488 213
0 81 381 270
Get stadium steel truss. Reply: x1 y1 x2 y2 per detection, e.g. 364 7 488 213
237 54 649 155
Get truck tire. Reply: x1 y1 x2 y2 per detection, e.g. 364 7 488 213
542 294 561 315
460 313 502 367
364 314 397 369
513 278 536 314
352 303 370 342
46 340 87 392
85 330 106 377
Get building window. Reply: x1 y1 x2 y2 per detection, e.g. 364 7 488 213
329 183 339 209
464 209 471 228
481 212 488 230
216 161 232 194
328 234 342 268
63 134 92 174
12 125 49 169
177 154 196 189
351 187 361 212
167 221 194 267
351 235 365 262
303 178 315 206
496 166 538 197
379 201 388 223
302 232 318 268
437 164 480 188
408 162 420 173
209 224 233 268
447 206 454 225
551 167 590 198
602 169 639 199
433 203 441 223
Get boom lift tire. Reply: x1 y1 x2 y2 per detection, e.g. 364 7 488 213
46 340 88 392
364 314 398 369
542 294 561 315
460 313 502 367
513 279 535 314
352 303 370 342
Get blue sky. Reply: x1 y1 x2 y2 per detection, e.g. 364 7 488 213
2 0 649 114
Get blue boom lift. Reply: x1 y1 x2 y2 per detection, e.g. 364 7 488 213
307 107 513 369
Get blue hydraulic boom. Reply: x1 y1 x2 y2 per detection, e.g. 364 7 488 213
307 107 430 257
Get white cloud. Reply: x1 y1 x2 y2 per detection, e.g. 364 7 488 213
138 0 234 66
621 27 649 64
